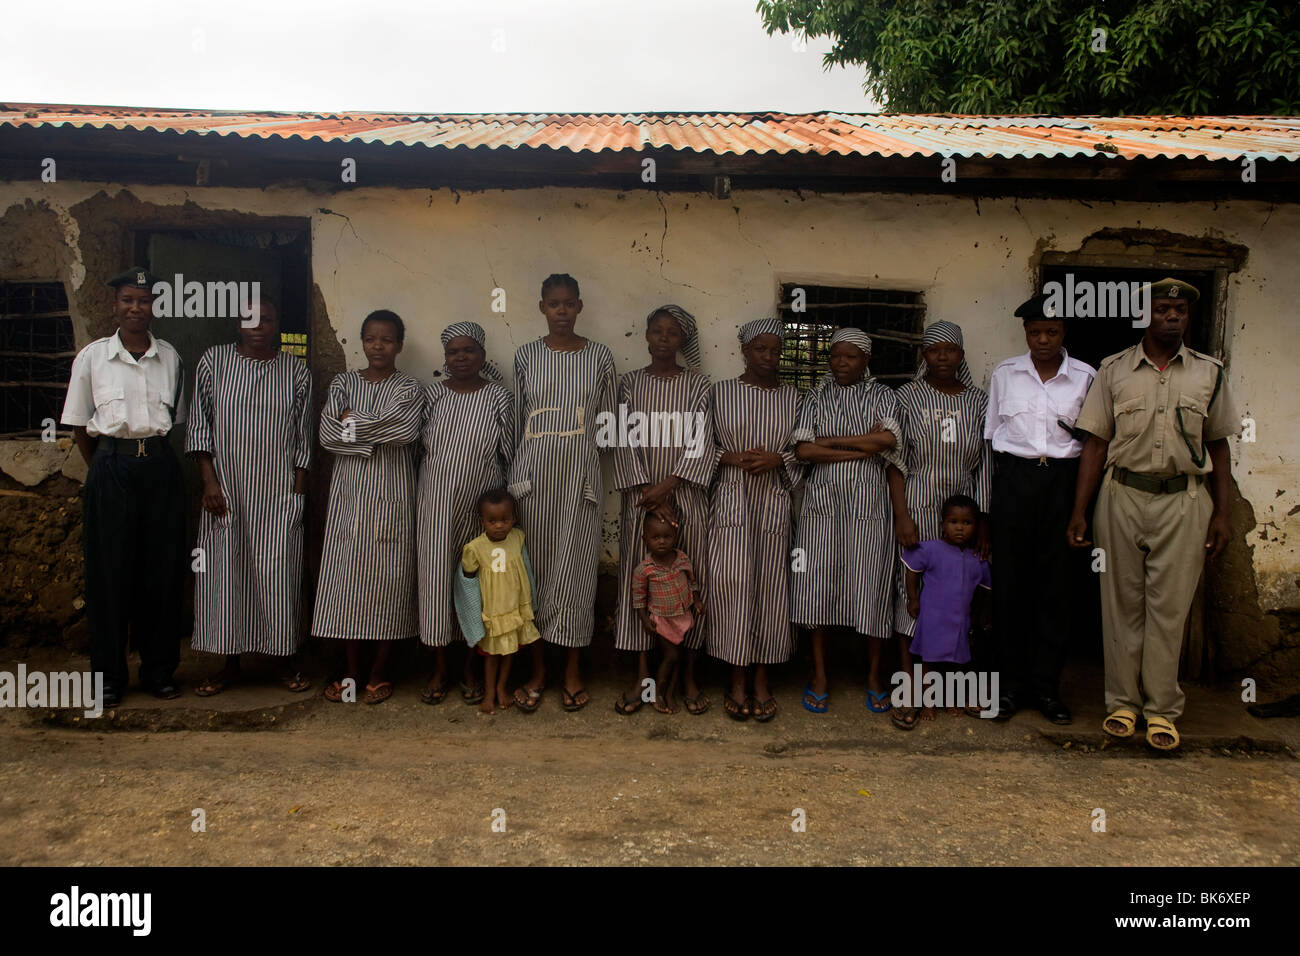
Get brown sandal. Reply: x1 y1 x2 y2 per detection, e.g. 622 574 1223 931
364 681 393 705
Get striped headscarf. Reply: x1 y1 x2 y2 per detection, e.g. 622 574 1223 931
829 326 872 357
915 320 974 387
818 326 874 388
646 304 701 369
439 320 505 386
738 317 787 345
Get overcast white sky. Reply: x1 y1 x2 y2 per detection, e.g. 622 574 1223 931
3 0 878 113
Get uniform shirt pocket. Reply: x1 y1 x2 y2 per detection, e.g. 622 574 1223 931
1114 395 1147 443
1000 399 1035 442
1050 393 1086 424
91 382 125 411
1176 393 1207 441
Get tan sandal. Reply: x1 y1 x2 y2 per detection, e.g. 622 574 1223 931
1146 716 1181 751
1102 708 1138 738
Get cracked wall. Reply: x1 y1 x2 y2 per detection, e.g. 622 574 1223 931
0 180 1296 686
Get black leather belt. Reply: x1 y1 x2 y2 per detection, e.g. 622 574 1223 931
97 435 170 457
994 451 1077 469
1112 466 1188 494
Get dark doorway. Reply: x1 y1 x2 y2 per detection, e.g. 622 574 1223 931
1037 265 1217 370
131 226 312 631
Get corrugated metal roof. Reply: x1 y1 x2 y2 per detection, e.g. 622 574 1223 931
2 104 1298 161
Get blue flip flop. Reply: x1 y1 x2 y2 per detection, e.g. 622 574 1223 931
802 683 829 714
866 689 892 713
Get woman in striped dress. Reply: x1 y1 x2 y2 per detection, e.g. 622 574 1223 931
313 310 423 706
611 305 714 716
791 328 905 714
886 320 991 728
706 318 804 723
507 274 617 712
415 321 516 705
188 297 314 695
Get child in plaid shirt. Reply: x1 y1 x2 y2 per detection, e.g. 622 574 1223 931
632 512 705 714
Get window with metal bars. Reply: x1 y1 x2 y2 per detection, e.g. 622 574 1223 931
776 284 926 391
0 281 75 438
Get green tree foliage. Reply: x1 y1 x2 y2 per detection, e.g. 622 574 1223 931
758 0 1300 114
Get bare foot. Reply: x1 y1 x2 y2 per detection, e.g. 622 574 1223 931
479 698 495 715
945 706 960 716
921 706 936 721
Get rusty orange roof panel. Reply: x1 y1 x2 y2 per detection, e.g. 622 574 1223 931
2 105 1297 161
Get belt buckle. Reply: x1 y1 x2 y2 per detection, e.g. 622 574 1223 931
135 439 146 458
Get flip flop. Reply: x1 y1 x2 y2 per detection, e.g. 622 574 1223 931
614 692 643 715
1102 708 1138 739
278 671 311 693
193 674 231 698
460 681 486 705
866 689 892 713
513 685 543 713
561 686 590 712
1146 716 1181 751
684 692 711 716
753 697 778 723
723 692 748 721
420 681 448 705
802 683 829 714
891 706 920 731
364 681 393 705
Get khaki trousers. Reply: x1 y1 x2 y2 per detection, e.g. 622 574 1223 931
1094 472 1212 723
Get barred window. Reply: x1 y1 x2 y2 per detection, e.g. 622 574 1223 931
777 284 925 391
280 331 307 357
0 281 75 437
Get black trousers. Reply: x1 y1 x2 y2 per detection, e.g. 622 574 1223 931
990 452 1081 701
83 438 185 690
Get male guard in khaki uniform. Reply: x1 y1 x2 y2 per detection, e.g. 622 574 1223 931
1067 278 1236 751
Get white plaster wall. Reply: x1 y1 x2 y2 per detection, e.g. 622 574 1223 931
3 182 1297 605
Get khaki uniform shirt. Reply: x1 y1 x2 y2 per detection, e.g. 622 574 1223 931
1075 343 1236 477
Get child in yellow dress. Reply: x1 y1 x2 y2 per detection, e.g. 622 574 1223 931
456 488 541 714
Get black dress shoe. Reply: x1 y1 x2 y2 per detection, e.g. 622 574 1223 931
143 680 181 700
993 692 1018 721
1038 697 1073 725
101 686 123 709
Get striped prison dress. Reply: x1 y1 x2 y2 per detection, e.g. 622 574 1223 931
311 370 423 640
187 345 314 655
415 379 516 647
611 367 715 652
507 338 617 648
790 377 905 639
704 378 804 666
890 379 991 636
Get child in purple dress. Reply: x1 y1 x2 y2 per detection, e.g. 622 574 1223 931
900 494 991 722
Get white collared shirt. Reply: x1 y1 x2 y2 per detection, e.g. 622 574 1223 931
61 331 187 438
985 349 1096 459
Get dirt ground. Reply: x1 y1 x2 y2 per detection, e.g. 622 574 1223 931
1 650 1297 866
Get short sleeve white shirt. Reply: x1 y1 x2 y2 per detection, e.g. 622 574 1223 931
61 331 187 438
984 349 1095 459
